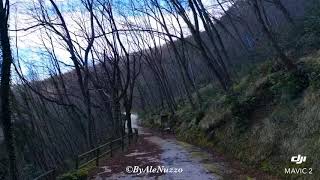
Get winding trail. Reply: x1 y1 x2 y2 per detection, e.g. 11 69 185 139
90 115 276 180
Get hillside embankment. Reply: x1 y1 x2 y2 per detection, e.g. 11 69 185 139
142 50 320 179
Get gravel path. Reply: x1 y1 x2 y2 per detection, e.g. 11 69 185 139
146 136 221 180
92 130 224 180
91 114 226 180
91 114 277 180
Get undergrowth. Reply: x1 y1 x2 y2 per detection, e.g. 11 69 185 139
57 163 95 180
141 51 320 179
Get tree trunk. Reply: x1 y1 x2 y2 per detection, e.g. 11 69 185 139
272 0 295 25
0 1 18 179
253 0 296 70
112 98 121 137
126 111 132 135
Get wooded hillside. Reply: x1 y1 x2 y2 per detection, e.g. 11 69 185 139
0 0 320 179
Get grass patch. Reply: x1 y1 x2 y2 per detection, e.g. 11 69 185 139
57 162 96 180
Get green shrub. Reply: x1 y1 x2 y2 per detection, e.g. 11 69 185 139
269 70 308 101
195 110 205 125
295 0 320 51
306 63 320 90
304 0 320 36
231 96 258 131
58 164 94 180
177 125 214 148
261 160 273 172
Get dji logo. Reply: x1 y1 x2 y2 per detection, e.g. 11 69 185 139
284 154 311 175
291 154 306 164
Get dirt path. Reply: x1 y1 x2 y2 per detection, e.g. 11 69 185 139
146 135 221 180
90 115 277 180
90 128 220 180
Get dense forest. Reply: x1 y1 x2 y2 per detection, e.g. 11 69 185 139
1 0 320 179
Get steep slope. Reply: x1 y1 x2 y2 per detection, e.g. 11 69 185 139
142 50 320 179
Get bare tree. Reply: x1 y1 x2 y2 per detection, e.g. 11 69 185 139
251 0 296 70
0 0 18 179
169 0 232 91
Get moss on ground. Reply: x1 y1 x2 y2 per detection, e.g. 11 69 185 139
57 162 95 180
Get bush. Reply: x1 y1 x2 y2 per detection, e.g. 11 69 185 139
269 70 308 101
195 110 205 125
304 0 320 36
58 164 94 180
306 62 320 90
177 125 213 148
296 0 320 51
230 96 258 131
